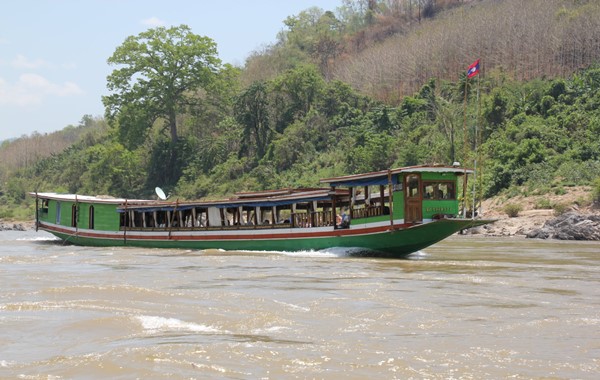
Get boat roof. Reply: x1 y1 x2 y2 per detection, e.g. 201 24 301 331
320 164 473 187
29 192 152 205
30 188 349 211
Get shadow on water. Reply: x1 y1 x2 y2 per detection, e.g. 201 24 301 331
129 331 312 347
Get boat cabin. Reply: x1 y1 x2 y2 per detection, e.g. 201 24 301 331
321 164 469 225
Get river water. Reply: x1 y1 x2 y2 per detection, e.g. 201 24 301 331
1 230 598 379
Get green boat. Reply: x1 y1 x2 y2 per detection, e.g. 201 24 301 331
31 164 492 257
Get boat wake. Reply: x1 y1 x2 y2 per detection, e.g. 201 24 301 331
134 315 225 334
17 236 61 242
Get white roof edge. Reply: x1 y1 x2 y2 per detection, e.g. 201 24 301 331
321 166 474 183
400 167 474 174
29 192 151 204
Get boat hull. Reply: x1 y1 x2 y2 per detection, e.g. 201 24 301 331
38 218 491 257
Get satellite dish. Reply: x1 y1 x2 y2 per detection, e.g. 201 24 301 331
155 187 167 200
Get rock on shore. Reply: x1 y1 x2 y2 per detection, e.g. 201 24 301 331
526 212 600 241
0 221 32 231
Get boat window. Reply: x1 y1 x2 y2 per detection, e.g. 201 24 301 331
56 202 61 224
89 205 95 229
41 199 49 215
423 181 456 200
71 204 78 228
407 175 420 198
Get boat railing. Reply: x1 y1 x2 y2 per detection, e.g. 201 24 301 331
291 211 333 228
351 205 385 219
121 223 294 231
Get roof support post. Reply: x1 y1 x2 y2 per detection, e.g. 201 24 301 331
388 170 394 226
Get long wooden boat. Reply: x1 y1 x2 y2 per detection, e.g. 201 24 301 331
30 165 492 257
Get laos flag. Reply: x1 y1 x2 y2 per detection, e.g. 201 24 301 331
467 59 480 78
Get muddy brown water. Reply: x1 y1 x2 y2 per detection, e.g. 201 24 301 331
1 230 598 379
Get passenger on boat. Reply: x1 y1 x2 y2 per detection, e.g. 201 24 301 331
341 208 350 228
337 207 350 229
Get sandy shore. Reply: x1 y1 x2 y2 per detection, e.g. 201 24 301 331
471 186 600 238
468 209 555 237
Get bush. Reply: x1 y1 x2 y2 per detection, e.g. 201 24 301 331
504 203 523 217
593 178 600 206
575 196 592 208
553 202 569 216
534 198 552 209
554 186 567 195
0 207 14 219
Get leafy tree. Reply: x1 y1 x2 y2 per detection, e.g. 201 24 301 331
234 81 272 160
271 64 326 133
345 132 395 173
269 119 317 171
78 142 146 198
103 25 221 148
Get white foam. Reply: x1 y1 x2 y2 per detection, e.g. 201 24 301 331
252 326 290 334
16 236 60 242
135 315 222 334
408 250 429 259
277 249 342 258
273 300 310 312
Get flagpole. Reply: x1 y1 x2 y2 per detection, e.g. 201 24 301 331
463 59 480 219
472 71 480 219
477 71 483 217
462 74 468 219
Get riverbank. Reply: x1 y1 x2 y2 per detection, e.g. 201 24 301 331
469 186 600 240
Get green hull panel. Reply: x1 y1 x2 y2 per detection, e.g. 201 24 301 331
45 219 491 258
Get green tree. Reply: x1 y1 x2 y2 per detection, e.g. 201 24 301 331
78 142 146 197
271 64 325 132
103 25 221 148
234 81 272 160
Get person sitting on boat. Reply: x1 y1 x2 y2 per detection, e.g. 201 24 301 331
339 207 350 229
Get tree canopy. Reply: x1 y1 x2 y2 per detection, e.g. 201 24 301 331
103 25 222 148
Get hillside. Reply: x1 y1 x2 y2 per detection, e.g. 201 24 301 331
1 0 600 224
245 0 600 102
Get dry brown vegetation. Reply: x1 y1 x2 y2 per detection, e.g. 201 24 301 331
333 0 600 102
0 116 107 176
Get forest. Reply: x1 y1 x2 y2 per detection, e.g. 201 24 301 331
1 0 600 220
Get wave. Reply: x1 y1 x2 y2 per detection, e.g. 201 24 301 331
134 315 223 334
16 236 61 242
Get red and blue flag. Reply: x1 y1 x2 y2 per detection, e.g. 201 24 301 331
467 59 480 78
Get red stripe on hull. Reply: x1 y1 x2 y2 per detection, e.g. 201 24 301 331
39 222 412 242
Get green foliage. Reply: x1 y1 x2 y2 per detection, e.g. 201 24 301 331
345 132 395 173
234 81 272 160
78 142 146 197
146 138 195 189
553 202 569 216
4 177 27 203
504 203 523 218
593 178 600 205
271 64 326 132
534 198 552 210
103 24 222 148
555 161 600 186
